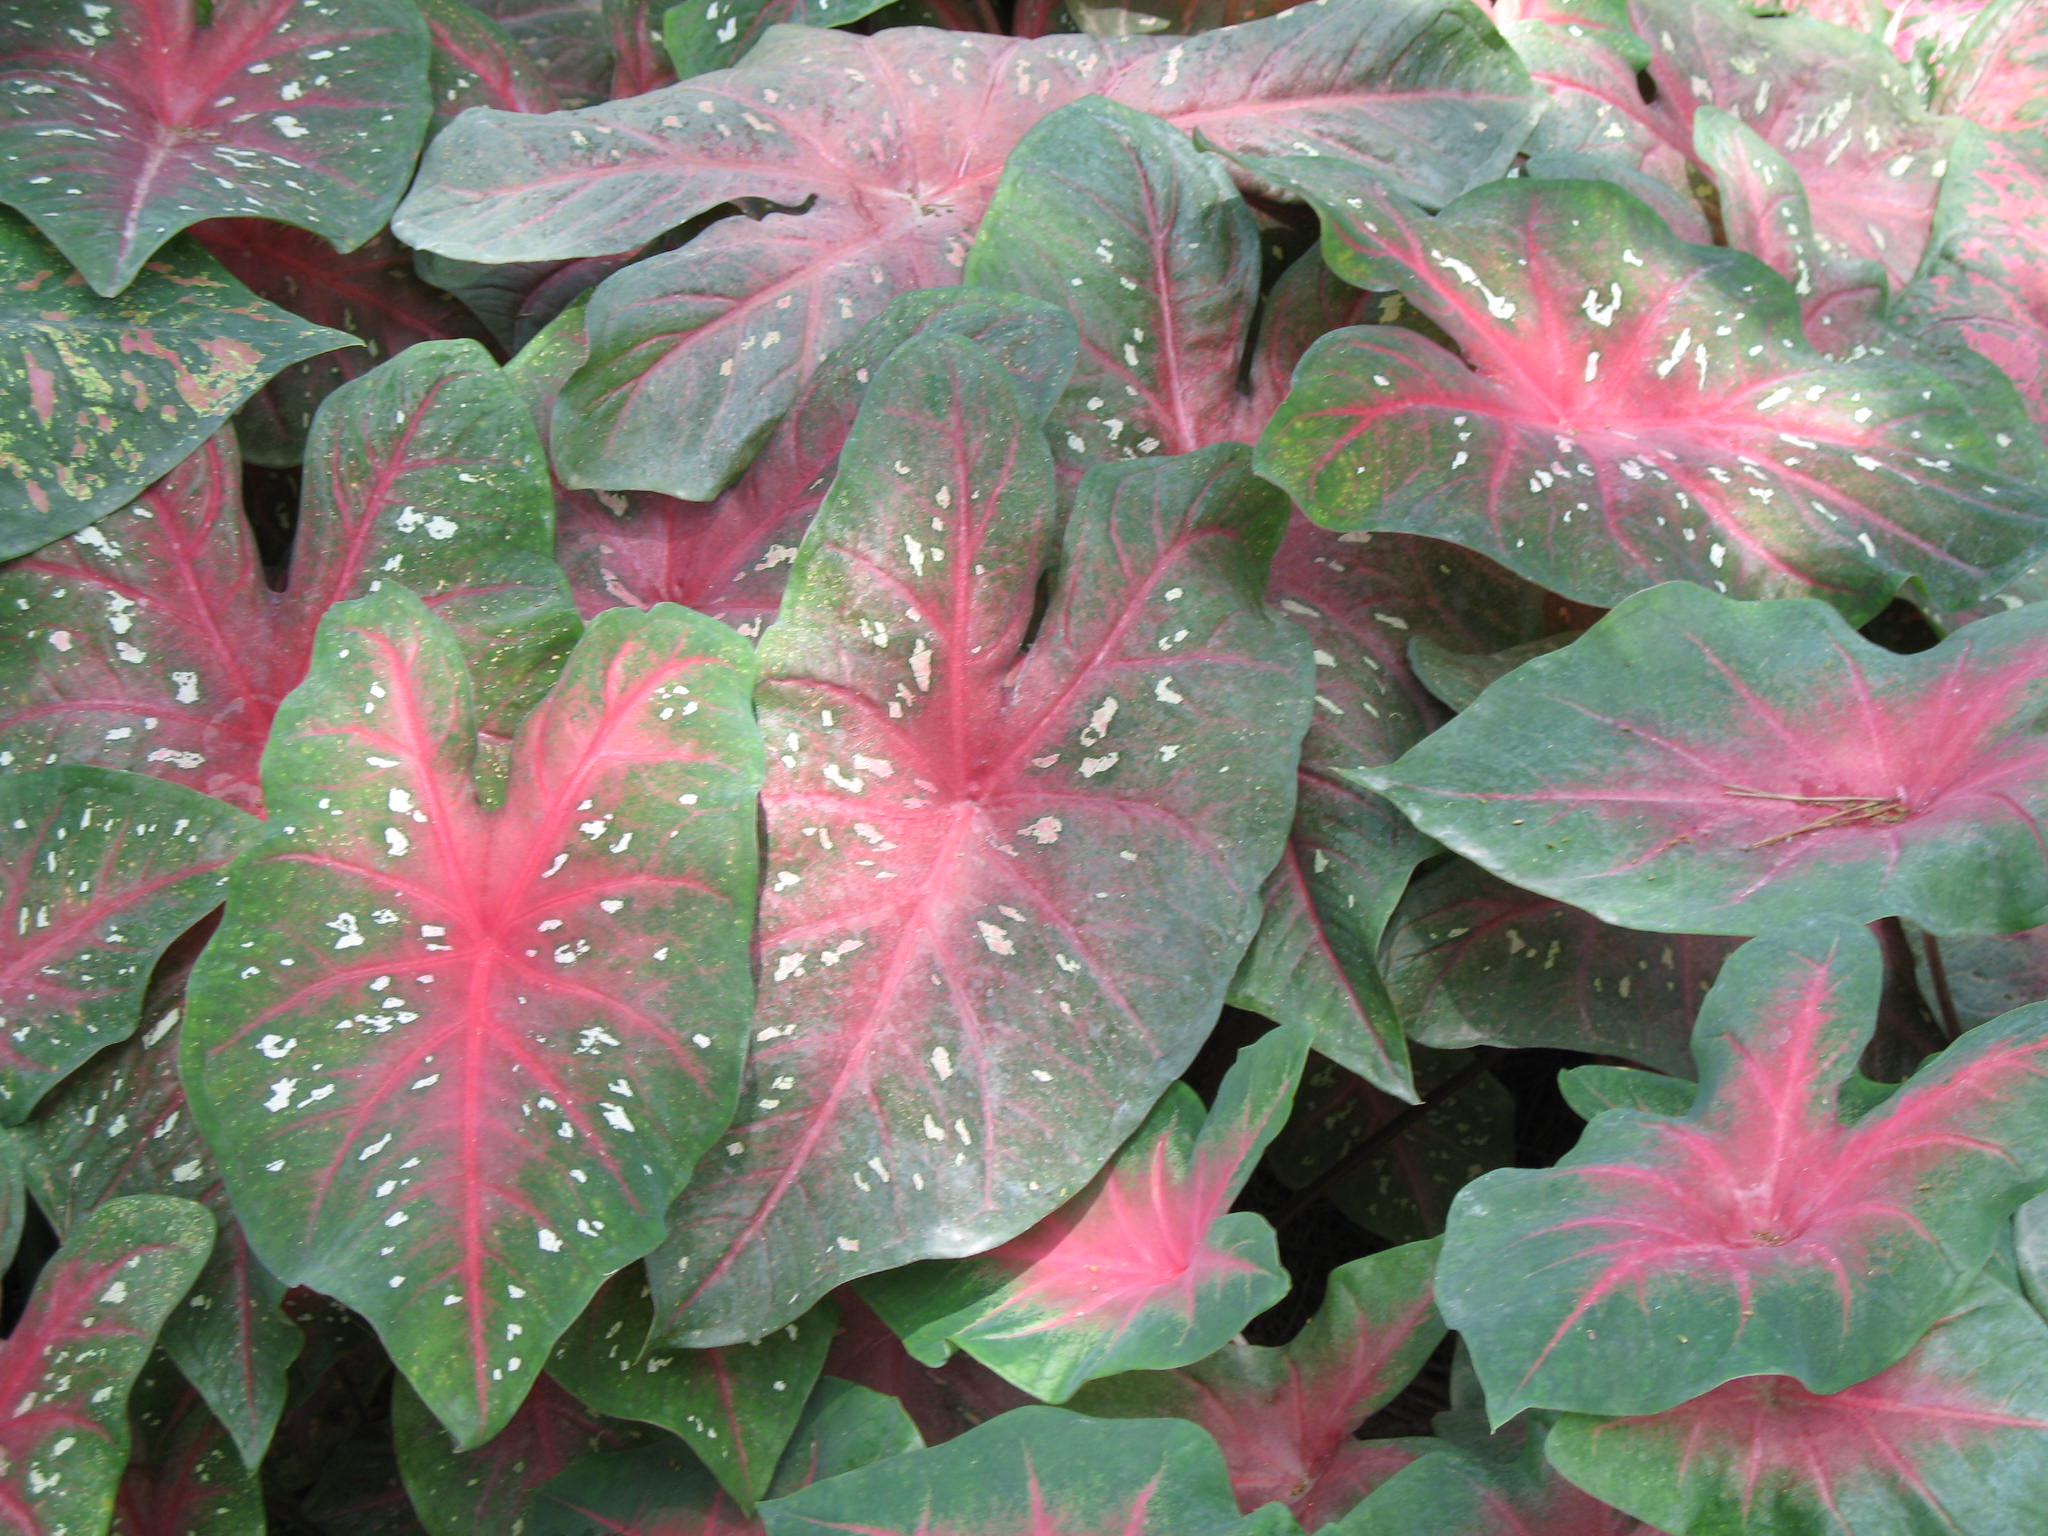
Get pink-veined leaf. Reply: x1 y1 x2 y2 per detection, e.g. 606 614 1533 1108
21 946 302 1466
394 0 1542 499
515 288 1077 633
528 1378 924 1536
859 1024 1308 1404
1329 1415 1651 1536
1363 583 2048 937
0 213 350 561
1436 917 2048 1421
1252 157 2048 620
470 0 612 107
602 0 673 97
645 335 1313 1346
1064 1240 1443 1527
110 1360 264 1536
419 0 561 124
181 586 763 1449
1933 0 2048 131
1267 1048 1514 1246
395 1372 646 1536
1381 860 1737 1073
0 341 580 813
0 1196 213 1536
547 1273 837 1507
0 767 255 1122
757 1406 1298 1536
1546 1272 2048 1536
821 1290 1033 1449
190 220 496 467
0 0 431 297
661 0 896 79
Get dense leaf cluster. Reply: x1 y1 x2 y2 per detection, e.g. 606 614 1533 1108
2 0 2048 1531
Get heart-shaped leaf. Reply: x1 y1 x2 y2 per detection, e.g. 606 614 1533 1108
0 214 350 560
0 341 579 813
0 0 432 296
1437 917 2048 1421
183 587 763 1448
189 220 494 467
548 1276 837 1507
419 0 561 125
645 334 1312 1346
1331 1415 1650 1536
756 1406 1297 1536
1065 1240 1443 1527
21 948 301 1466
111 1361 264 1536
1934 0 2048 132
0 767 255 1122
395 0 1541 499
0 1196 214 1536
1382 860 1738 1073
860 1025 1308 1404
1363 583 2048 937
1253 157 2048 620
1546 1272 2048 1536
528 1378 923 1536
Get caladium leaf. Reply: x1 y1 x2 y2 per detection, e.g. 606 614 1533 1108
757 1406 1298 1536
395 0 1542 499
189 219 495 467
1436 917 2048 1421
528 1378 922 1536
0 0 432 297
0 341 579 813
1331 1416 1649 1536
473 0 612 107
1068 0 1311 35
0 1195 213 1536
1556 1063 1697 1121
21 948 302 1467
0 215 349 560
661 0 894 79
523 288 1077 634
1363 583 2048 937
182 587 763 1449
548 1273 837 1507
1933 0 2048 132
1266 1048 1513 1245
1252 157 2048 620
0 767 255 1122
821 1291 1034 1449
419 0 561 124
1406 632 1579 712
1546 1273 2048 1536
111 1360 264 1536
1917 925 2048 1033
1381 860 1738 1073
647 336 1312 1346
1064 1240 1444 1526
0 1133 22 1277
601 0 673 97
395 1373 644 1536
859 1024 1308 1404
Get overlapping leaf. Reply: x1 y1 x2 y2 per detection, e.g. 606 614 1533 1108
111 1361 265 1536
420 0 561 125
1331 1416 1649 1536
1254 157 2048 619
1437 918 2048 1421
860 1025 1307 1404
1364 583 2048 936
1547 1274 2048 1536
548 1275 837 1507
1917 924 2048 1033
0 1196 213 1536
1066 1240 1443 1526
756 1407 1299 1536
0 341 578 813
661 0 895 79
1382 860 1737 1072
183 587 763 1448
646 335 1313 1347
190 219 494 466
1933 0 2048 132
22 948 301 1465
0 214 349 560
0 0 432 296
0 767 255 1122
395 0 1542 498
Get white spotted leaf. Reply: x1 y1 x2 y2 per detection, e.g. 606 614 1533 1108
1252 159 2048 621
0 1195 214 1536
181 585 763 1449
646 333 1314 1346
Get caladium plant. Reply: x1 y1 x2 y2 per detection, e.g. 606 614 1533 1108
9 0 2048 1528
